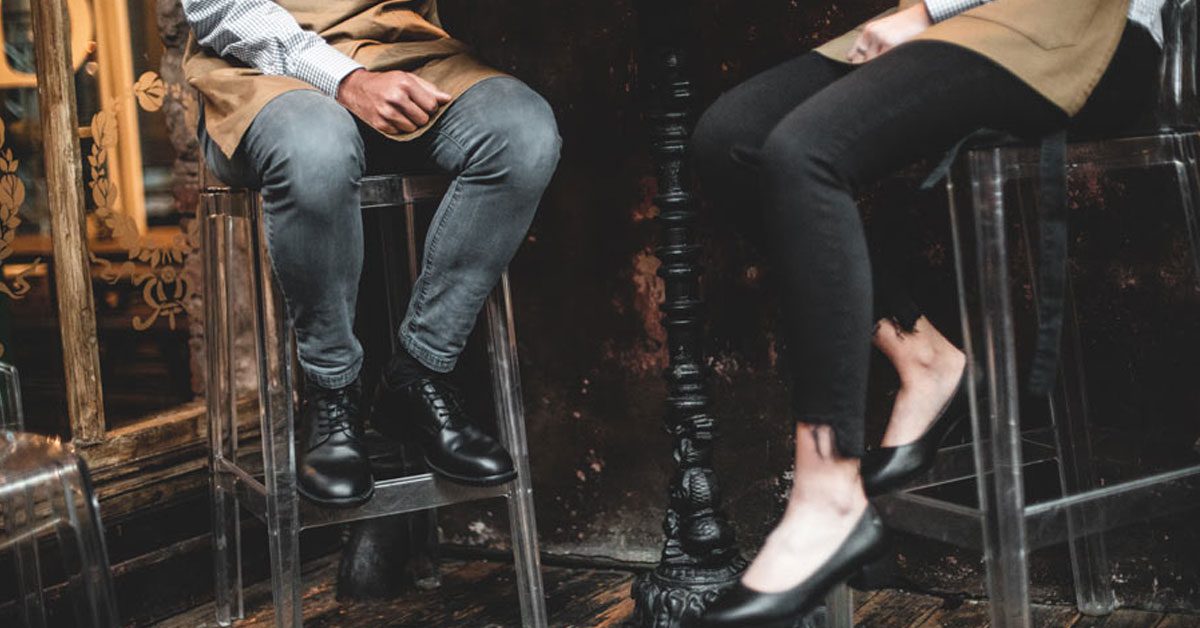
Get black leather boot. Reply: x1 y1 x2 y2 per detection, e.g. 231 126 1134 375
297 379 375 508
372 377 517 486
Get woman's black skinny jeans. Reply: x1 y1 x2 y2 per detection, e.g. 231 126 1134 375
691 28 1158 457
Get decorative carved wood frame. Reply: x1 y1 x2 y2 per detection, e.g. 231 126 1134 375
28 0 222 519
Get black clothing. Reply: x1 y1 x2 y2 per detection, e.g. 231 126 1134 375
692 26 1160 457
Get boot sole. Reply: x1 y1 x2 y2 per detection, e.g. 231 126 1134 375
424 456 518 487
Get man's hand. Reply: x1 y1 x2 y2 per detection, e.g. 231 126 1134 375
336 69 452 134
847 4 933 64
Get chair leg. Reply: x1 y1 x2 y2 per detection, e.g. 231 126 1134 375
249 202 304 628
46 457 119 628
67 459 120 628
1175 132 1200 286
202 192 246 626
485 274 548 628
385 204 443 579
952 150 1032 628
1012 181 1115 616
823 583 854 628
5 485 49 628
1049 288 1115 615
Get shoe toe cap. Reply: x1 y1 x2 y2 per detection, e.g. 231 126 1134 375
299 453 374 503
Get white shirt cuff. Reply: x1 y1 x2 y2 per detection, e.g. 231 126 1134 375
290 44 364 97
923 0 982 23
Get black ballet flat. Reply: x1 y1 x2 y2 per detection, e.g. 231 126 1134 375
696 506 887 628
861 369 969 497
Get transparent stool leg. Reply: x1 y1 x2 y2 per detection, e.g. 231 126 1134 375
1175 133 1200 284
823 583 853 628
953 150 1032 628
1050 292 1115 615
202 191 245 626
0 361 25 430
50 458 119 627
5 484 48 628
72 460 120 627
1013 181 1114 616
485 273 548 628
249 201 303 628
391 204 442 574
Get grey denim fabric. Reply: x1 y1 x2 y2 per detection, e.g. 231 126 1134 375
200 76 560 387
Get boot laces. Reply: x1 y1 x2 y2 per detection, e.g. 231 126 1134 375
314 387 359 439
420 380 468 428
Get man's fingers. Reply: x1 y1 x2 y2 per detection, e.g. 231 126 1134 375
371 114 401 136
379 104 418 133
404 83 441 114
412 75 452 103
395 97 432 127
384 75 439 114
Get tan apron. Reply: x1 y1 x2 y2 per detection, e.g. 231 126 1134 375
184 0 504 158
815 0 1133 116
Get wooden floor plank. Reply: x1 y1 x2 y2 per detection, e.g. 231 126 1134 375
1153 612 1200 628
1033 603 1082 627
543 569 632 627
154 557 1200 628
565 578 634 628
854 588 942 627
919 599 990 628
854 589 881 609
1072 609 1166 627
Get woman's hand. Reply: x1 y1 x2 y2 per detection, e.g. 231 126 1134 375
847 4 933 64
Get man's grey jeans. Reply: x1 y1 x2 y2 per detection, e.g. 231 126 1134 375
200 77 561 388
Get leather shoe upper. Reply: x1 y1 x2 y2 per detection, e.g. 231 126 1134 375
372 377 516 486
297 379 374 507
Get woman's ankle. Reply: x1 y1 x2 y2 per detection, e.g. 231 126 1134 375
875 316 964 386
787 423 867 516
783 487 867 520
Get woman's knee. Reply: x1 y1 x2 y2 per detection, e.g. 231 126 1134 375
691 94 743 178
758 122 847 199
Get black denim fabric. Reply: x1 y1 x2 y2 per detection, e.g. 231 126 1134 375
692 27 1158 457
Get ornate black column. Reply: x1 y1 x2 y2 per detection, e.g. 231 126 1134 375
630 0 747 624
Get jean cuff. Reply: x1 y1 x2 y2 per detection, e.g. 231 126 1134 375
300 356 363 390
398 329 458 373
792 411 865 459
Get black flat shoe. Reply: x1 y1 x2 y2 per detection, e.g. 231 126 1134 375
371 377 517 487
862 369 969 496
697 506 887 628
297 379 375 508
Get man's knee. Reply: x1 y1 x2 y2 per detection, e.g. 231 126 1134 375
250 91 365 202
468 79 561 187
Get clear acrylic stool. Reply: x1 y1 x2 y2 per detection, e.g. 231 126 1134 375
0 431 120 627
839 3 1200 627
200 173 547 627
0 361 24 430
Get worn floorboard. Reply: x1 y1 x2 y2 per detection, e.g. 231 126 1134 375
858 588 942 626
156 557 1200 627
